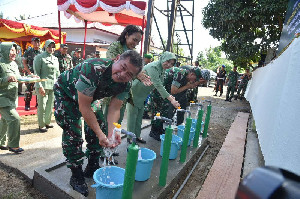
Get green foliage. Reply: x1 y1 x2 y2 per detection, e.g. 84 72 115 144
15 14 30 21
202 0 289 68
197 46 234 73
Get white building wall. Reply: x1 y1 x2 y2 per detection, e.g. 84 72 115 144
245 37 300 175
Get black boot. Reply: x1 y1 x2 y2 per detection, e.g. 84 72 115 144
149 122 163 141
70 166 89 197
25 101 30 111
84 156 100 178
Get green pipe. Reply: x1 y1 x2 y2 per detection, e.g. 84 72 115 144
180 117 192 163
122 143 139 199
159 126 173 186
202 104 212 138
193 108 204 148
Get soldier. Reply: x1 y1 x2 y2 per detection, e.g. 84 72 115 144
0 42 24 153
127 52 180 144
53 50 143 196
214 65 226 97
95 51 100 58
235 68 251 100
143 53 153 65
225 66 239 102
72 48 83 67
22 37 42 111
55 44 73 73
166 66 204 126
34 39 60 132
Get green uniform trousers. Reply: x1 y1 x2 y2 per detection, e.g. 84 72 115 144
0 106 20 148
126 103 144 138
37 89 54 128
226 85 236 100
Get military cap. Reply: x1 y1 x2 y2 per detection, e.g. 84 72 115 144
60 44 68 48
31 37 40 42
75 48 82 52
144 54 153 59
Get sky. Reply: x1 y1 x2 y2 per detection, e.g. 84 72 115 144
0 0 220 59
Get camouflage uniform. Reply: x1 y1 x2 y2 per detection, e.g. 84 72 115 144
72 55 84 67
166 67 190 125
54 58 130 168
236 73 251 99
225 70 239 101
23 47 42 106
215 69 226 96
55 51 73 73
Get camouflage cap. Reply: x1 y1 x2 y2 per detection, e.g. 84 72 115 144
60 44 68 48
75 48 82 52
192 67 202 81
31 37 40 42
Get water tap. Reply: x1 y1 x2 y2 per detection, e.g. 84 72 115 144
154 113 173 126
190 101 203 110
205 100 212 105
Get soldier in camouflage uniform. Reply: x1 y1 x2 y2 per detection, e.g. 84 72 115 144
166 66 204 126
235 68 251 100
22 37 42 110
225 66 239 102
72 48 83 67
54 44 73 73
53 50 142 197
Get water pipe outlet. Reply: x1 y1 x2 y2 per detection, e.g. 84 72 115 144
154 113 173 126
121 129 137 144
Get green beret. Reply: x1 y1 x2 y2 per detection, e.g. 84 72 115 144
144 54 153 59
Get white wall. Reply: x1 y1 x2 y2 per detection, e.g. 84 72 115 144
62 28 118 44
245 37 300 175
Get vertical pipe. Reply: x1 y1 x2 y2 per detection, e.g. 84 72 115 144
193 108 204 148
180 117 192 163
159 126 173 186
58 11 62 45
122 143 139 199
83 20 87 59
140 16 145 55
143 0 154 54
202 104 211 138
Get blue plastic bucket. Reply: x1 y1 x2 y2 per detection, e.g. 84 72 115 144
160 134 183 159
92 166 125 199
192 119 197 129
177 125 195 146
135 148 156 181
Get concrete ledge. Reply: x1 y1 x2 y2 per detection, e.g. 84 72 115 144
196 112 249 199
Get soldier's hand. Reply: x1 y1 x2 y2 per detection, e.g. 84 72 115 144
137 71 152 86
7 76 17 82
98 134 110 147
39 87 46 96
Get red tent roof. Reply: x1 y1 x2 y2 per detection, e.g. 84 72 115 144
0 19 66 50
57 0 147 26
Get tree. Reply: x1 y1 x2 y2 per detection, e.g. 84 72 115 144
202 0 288 68
197 46 235 73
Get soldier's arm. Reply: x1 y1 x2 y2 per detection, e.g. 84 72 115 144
107 96 123 145
78 91 110 147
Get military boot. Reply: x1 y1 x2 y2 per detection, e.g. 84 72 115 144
70 166 89 197
25 101 30 111
84 155 100 178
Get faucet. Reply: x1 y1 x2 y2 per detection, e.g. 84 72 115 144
154 113 173 126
